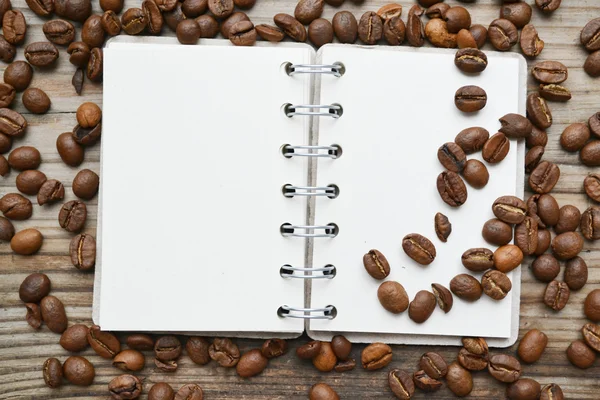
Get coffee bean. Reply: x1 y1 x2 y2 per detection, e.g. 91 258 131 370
334 358 356 372
153 0 176 12
552 231 583 260
87 324 120 358
208 0 233 19
531 254 560 282
81 15 105 48
69 233 96 270
430 283 453 313
539 83 571 102
11 228 42 255
295 0 323 25
0 83 14 108
536 0 561 13
99 11 121 36
331 11 357 44
536 194 560 226
412 370 442 392
230 21 256 46
499 113 533 139
560 123 590 152
60 324 90 352
590 112 600 138
378 281 409 314
0 35 15 63
154 335 182 362
16 170 47 195
182 337 210 365
312 341 336 372
493 196 527 224
454 48 488 73
489 18 517 51
362 249 390 280
543 280 570 311
564 256 588 290
406 5 425 47
0 154 7 176
582 323 600 352
25 304 41 328
584 174 600 204
482 132 510 163
437 142 466 173
24 42 59 68
506 378 541 400
8 146 40 171
143 0 162 34
532 60 568 84
122 8 147 35
466 23 485 48
191 15 214 38
63 356 95 386
38 179 65 206
520 24 544 57
43 358 63 388
113 350 145 372
255 24 283 42
567 340 595 369
541 384 564 400
274 13 306 42
581 140 600 167
377 3 402 20
425 18 458 48
0 193 32 220
100 0 123 12
155 358 177 372
148 382 175 400
434 212 451 242
73 69 83 95
420 352 447 379
437 170 467 207
4 61 33 92
55 0 91 21
361 342 392 370
500 2 532 28
482 270 512 300
457 347 486 371
127 334 154 351
87 47 103 82
40 295 68 333
494 245 524 273
488 354 521 383
357 11 383 45
402 233 436 265
527 92 553 129
409 290 436 323
163 3 185 32
517 329 548 363
73 124 102 146
463 337 488 356
525 146 544 174
297 340 321 360
454 127 489 154
482 218 512 246
236 349 268 378
19 273 51 303
3 10 26 45
585 289 600 321
382 15 405 45
329 335 351 361
443 6 469 34
59 200 87 232
22 88 51 114
108 374 142 399
220 12 248 38
462 159 489 188
209 338 239 367
181 0 206 17
176 19 200 44
529 161 560 194
450 274 482 301
461 248 493 272
446 362 473 397
425 3 449 19
68 42 91 68
387 369 414 400
456 29 477 49
309 383 339 400
57 132 84 167
581 18 600 52
455 85 486 112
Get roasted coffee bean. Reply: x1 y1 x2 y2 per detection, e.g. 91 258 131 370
57 132 84 167
564 256 588 290
19 273 51 303
552 232 583 260
22 88 51 114
377 281 408 314
455 127 489 154
69 233 96 270
100 11 122 36
155 335 182 362
525 146 544 174
543 280 570 311
0 83 14 108
209 338 239 367
312 341 336 372
208 0 233 19
43 358 63 388
26 0 54 17
0 154 7 175
450 274 482 301
420 352 447 379
297 341 321 360
581 140 600 167
40 295 68 333
377 3 402 20
142 0 162 35
0 216 15 241
413 370 442 392
60 324 90 352
0 193 32 220
500 2 532 29
482 219 513 246
127 334 154 351
539 83 571 102
536 0 561 13
437 170 467 207
437 142 466 173
55 0 91 22
58 201 86 232
446 362 473 397
567 340 595 369
540 384 564 400
257 339 286 360
494 245 524 273
383 15 405 45
402 233 436 265
506 378 541 400
431 283 453 313
184 337 211 365
584 174 600 203
334 358 356 372
154 358 177 372
529 161 560 194
230 21 256 46
121 8 147 35
455 85 486 113
363 249 390 280
461 248 494 272
274 13 306 42
177 18 200 44
499 113 533 139
456 29 476 49
409 290 436 323
454 48 488 73
489 18 518 51
108 374 142 399
309 383 339 400
520 24 544 57
388 369 414 400
515 216 538 255
88 325 120 358
3 10 26 45
361 342 392 370
581 18 600 52
68 42 91 68
113 349 145 372
463 337 488 356
424 18 457 48
11 228 42 255
180 0 206 17
590 113 600 138
468 24 487 48
560 123 590 152
457 347 487 371
532 60 568 84
255 24 284 42
82 15 105 48
220 12 248 38
77 102 101 128
4 61 32 93
482 132 510 163
517 329 547 363
463 159 489 188
63 356 94 386
8 146 40 171
444 6 470 34
493 196 527 224
527 92 553 129
73 69 83 94
236 349 268 378
482 270 512 300
148 382 174 400
434 212 451 242
332 11 357 44
406 5 424 47
16 170 47 195
73 124 101 146
24 305 41 334
329 336 351 362
531 254 560 282
87 47 103 82
153 0 176 12
357 11 383 45
100 0 123 12
194 15 217 38
488 354 521 383
0 35 15 63
294 0 323 25
38 179 65 205
585 289 600 321
425 3 449 19
582 323 600 352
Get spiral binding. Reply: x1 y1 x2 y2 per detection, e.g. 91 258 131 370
279 63 343 320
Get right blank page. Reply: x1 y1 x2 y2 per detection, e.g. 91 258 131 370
311 45 526 345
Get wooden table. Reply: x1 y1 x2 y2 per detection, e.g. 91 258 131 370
1 0 599 398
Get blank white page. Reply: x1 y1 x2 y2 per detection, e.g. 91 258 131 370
310 45 525 344
96 38 312 334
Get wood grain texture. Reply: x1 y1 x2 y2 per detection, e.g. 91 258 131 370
1 0 600 398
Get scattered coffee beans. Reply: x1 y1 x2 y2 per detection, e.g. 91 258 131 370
488 354 521 383
506 378 541 400
455 85 487 112
461 248 494 272
59 200 87 232
483 132 510 163
481 270 512 300
297 340 321 360
437 170 468 207
531 254 560 282
434 212 451 242
209 338 239 367
148 382 175 400
127 333 154 351
38 179 65 205
330 335 351 360
113 349 145 372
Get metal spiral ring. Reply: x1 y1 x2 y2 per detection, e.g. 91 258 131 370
280 264 336 279
283 104 343 118
285 62 345 77
280 223 339 238
282 185 339 198
277 305 337 319
282 144 341 159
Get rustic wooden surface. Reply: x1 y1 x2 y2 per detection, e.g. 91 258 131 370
1 0 599 398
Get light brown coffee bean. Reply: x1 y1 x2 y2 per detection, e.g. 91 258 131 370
501 2 532 28
532 60 568 84
60 324 90 352
185 337 210 365
540 384 564 400
552 231 583 260
529 161 560 194
482 132 510 163
3 10 26 45
0 193 32 220
515 216 538 255
585 174 600 203
446 362 473 397
494 245 524 273
274 13 306 42
363 249 390 279
15 170 46 196
8 146 40 171
455 127 489 153
38 179 65 206
582 323 600 352
255 24 284 42
567 340 596 369
506 378 541 400
108 374 142 399
489 18 518 51
377 281 408 314
309 383 339 400
388 369 415 400
450 274 482 301
148 382 175 400
63 356 95 386
517 329 547 363
531 254 560 282
72 169 99 200
488 354 522 383
127 334 154 351
236 349 268 378
462 159 489 189
361 342 392 370
11 228 42 255
457 347 488 371
481 270 512 300
527 92 553 129
461 248 494 272
88 324 120 358
294 0 323 25
539 83 571 102
520 24 544 57
419 352 448 379
425 18 457 48
113 349 145 372
581 141 600 167
209 338 239 367
584 289 600 322
312 341 336 372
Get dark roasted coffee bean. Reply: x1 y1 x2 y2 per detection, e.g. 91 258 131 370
361 342 392 370
383 15 405 45
538 228 553 254
488 354 521 383
567 340 595 369
274 13 306 42
0 83 14 109
100 11 121 36
564 256 588 290
544 280 570 311
437 170 467 207
70 233 95 270
255 24 284 42
585 51 600 77
493 195 527 224
425 3 449 19
16 170 46 195
100 0 123 12
3 10 26 45
444 6 470 34
446 362 473 397
463 337 488 356
378 281 408 314
72 124 101 146
308 19 334 47
462 159 489 188
552 231 583 260
334 358 356 372
122 8 147 35
127 334 154 351
357 11 382 45
63 356 94 386
8 146 40 170
482 218 513 246
309 383 339 400
19 273 51 303
402 233 436 265
529 161 560 194
148 383 174 400
155 335 182 362
0 154 7 175
108 374 142 399
113 350 145 372
261 338 287 359
520 24 544 57
489 18 517 51
481 270 512 300
532 60 567 84
82 15 105 48
38 179 65 205
186 337 211 364
431 283 453 313
499 113 532 139
87 47 103 82
57 132 84 166
294 0 323 25
43 358 63 388
434 212 451 242
40 295 68 333
584 174 600 203
500 2 532 28
457 347 487 371
494 244 524 273
540 384 564 400
22 88 50 114
26 303 41 329
209 338 239 367
582 323 600 352
153 0 176 12
331 11 357 44
406 5 424 47
560 123 589 152
0 193 32 220
0 35 15 63
536 0 561 13
0 216 14 242
236 349 268 378
455 127 489 154
55 0 91 22
461 248 494 272
88 324 120 358
517 329 548 363
297 341 321 360
388 369 414 400
68 42 91 68
454 48 487 73
525 146 544 174
58 200 87 232
181 0 206 17
455 85 486 112
208 0 233 19
581 18 600 52
176 19 200 44
10 228 42 255
585 289 600 321
527 92 552 129
0 108 26 138
482 132 510 163
60 324 90 352
581 140 600 167
506 378 541 400
531 254 560 282
192 15 216 38
451 274 482 301
437 142 466 173
331 336 351 361
230 21 256 46
539 83 571 102
313 341 336 372
163 2 185 32
4 61 32 92
141 0 161 35
515 216 538 255
363 249 390 279
420 352 447 379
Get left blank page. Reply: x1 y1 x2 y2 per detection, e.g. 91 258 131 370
95 38 312 334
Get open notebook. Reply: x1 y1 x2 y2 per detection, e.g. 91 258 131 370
94 37 526 347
